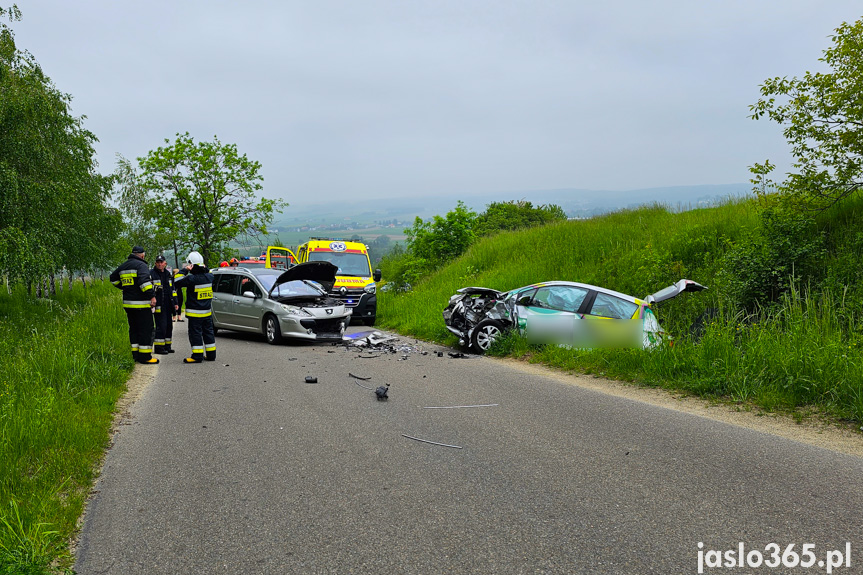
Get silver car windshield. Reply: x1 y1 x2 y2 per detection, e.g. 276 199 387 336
271 279 326 298
255 275 278 292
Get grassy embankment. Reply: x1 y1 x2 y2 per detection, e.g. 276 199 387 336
378 197 863 424
0 281 131 574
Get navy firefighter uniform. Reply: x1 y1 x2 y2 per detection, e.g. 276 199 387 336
109 246 158 364
173 251 216 363
150 255 178 354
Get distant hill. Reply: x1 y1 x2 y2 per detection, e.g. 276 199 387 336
275 184 752 228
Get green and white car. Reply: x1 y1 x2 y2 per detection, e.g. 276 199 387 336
443 279 707 353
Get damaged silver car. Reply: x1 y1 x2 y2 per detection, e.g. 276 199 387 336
443 279 707 353
212 261 351 344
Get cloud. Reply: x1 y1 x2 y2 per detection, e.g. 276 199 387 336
12 0 863 205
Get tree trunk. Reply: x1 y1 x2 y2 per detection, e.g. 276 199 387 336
50 275 56 296
80 272 87 287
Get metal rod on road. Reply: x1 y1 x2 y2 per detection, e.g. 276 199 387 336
422 404 499 409
401 434 463 449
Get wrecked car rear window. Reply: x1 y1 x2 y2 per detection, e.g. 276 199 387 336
589 293 639 319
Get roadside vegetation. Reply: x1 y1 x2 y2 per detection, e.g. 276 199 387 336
378 196 863 424
0 281 131 573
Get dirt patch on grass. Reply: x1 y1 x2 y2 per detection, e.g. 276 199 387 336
500 357 863 458
110 363 157 434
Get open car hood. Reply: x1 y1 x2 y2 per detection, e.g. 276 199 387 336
645 279 708 304
456 287 507 298
273 261 337 292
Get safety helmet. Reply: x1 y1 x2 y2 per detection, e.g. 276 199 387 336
219 261 229 267
229 258 239 265
186 251 204 266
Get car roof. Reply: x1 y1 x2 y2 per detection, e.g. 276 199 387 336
517 281 642 304
213 267 282 277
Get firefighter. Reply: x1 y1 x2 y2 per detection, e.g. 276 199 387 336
109 245 158 364
173 251 216 363
150 255 178 355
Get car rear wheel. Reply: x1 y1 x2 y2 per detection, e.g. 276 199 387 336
470 319 503 353
264 314 283 345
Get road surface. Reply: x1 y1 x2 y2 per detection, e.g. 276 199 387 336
74 323 863 574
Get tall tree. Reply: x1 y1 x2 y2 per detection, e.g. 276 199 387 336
137 132 285 266
749 18 863 212
0 5 118 290
113 154 176 256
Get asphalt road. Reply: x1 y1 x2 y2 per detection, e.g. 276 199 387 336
74 322 863 574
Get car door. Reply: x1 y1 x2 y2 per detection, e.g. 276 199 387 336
582 291 642 348
212 273 240 328
233 275 267 329
514 285 591 345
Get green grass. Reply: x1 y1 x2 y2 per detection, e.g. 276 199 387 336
0 281 131 574
378 197 863 425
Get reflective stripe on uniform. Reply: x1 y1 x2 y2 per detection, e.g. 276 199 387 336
123 300 151 309
138 345 153 353
185 309 211 318
140 280 154 292
192 345 205 353
205 344 216 352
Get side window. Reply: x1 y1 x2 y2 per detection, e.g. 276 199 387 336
240 276 261 297
589 292 639 319
215 274 239 295
532 286 589 313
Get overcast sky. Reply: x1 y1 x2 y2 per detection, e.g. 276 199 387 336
11 1 863 206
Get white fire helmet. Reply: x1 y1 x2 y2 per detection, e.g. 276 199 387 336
185 251 204 266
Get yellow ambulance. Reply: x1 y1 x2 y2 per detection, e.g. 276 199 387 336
273 239 381 326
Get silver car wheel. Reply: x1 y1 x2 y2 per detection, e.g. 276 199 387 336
265 315 282 345
471 319 503 353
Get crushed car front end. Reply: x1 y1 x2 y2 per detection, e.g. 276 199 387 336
442 287 513 347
